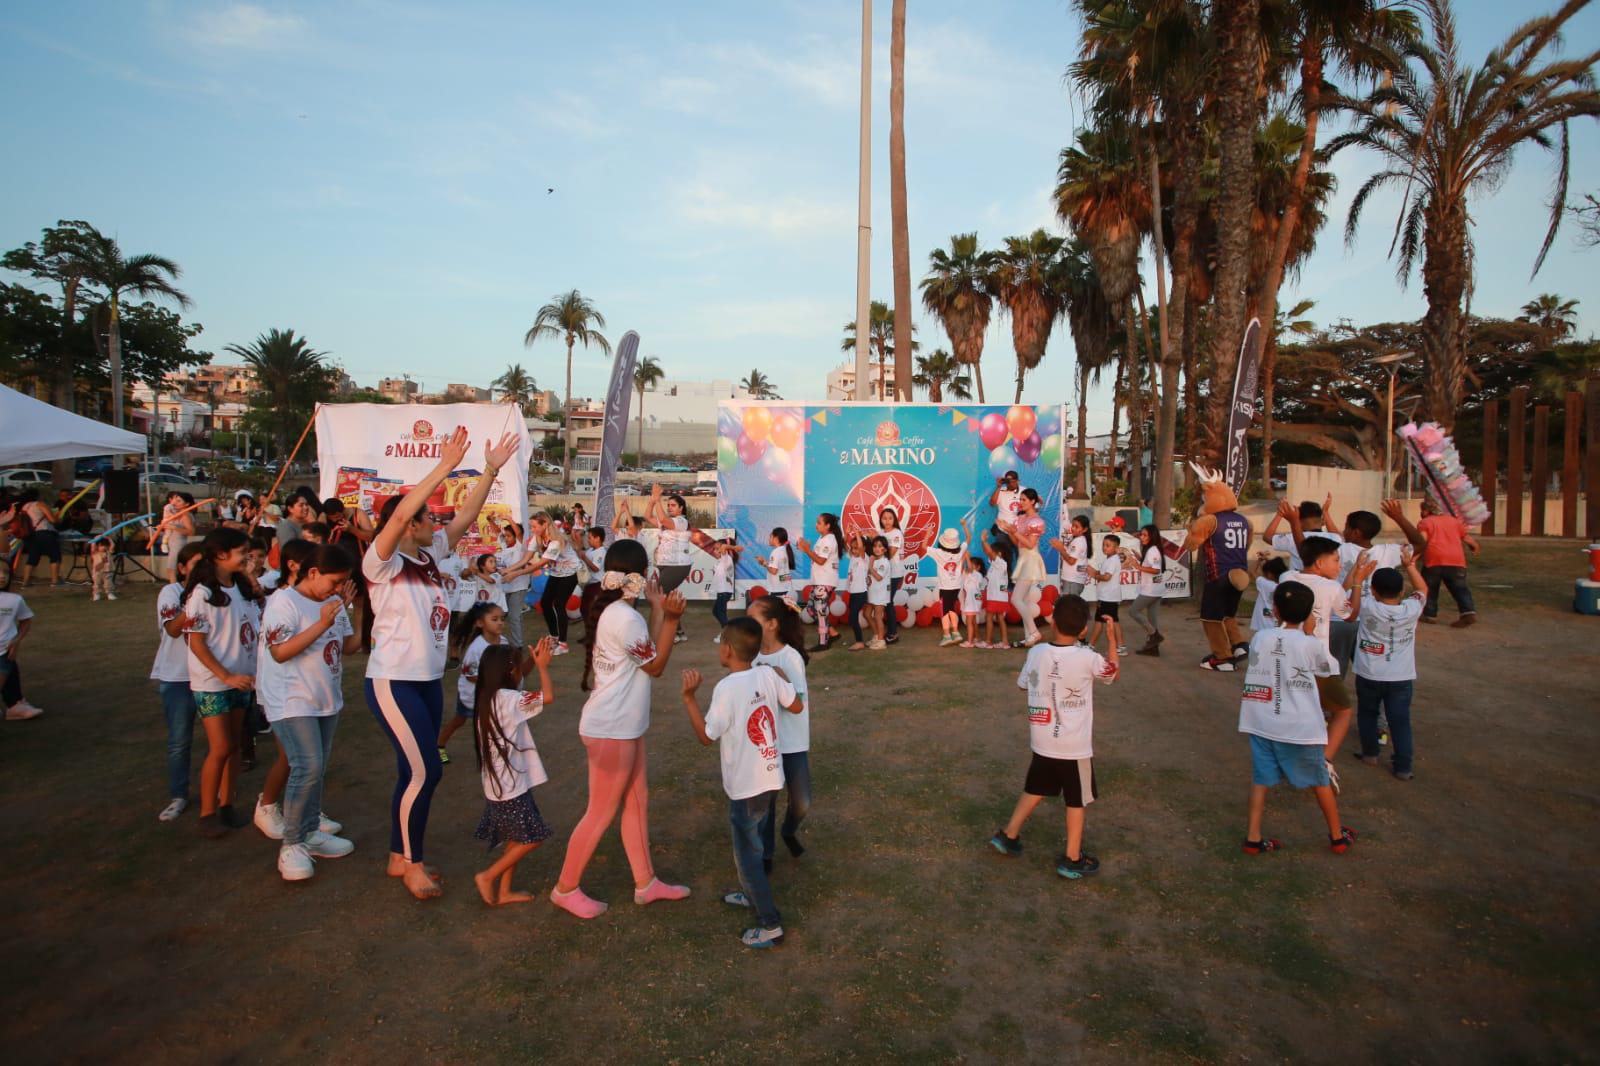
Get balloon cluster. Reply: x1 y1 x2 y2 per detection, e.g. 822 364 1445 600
972 405 1062 476
719 407 804 487
1399 422 1489 525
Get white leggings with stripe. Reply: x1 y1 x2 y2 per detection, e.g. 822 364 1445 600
365 677 444 862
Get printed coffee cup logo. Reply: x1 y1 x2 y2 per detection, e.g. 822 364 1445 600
875 420 902 446
413 419 433 439
387 419 449 458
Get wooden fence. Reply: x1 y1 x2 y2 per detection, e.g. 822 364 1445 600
1480 381 1598 538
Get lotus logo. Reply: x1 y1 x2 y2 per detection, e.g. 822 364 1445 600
413 419 433 439
874 420 901 446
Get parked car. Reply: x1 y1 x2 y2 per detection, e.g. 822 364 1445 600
75 456 115 478
142 472 196 491
689 484 716 497
649 461 692 474
614 484 642 496
0 468 53 490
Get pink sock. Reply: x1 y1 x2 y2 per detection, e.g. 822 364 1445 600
632 877 691 905
550 885 608 919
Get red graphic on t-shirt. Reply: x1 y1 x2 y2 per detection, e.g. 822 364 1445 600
323 639 340 671
626 640 657 664
240 621 257 649
746 705 778 761
840 470 940 558
429 605 450 633
160 604 181 622
264 623 293 647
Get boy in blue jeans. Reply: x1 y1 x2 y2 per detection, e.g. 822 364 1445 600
681 618 803 949
1239 580 1357 854
1352 548 1426 781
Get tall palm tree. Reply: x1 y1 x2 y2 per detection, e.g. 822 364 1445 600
73 226 190 428
1331 0 1600 429
524 289 610 492
491 363 537 408
912 348 973 402
225 329 329 460
920 234 997 402
991 230 1068 402
740 369 780 400
889 0 913 402
1519 293 1580 337
632 355 664 460
841 300 914 400
1055 121 1148 307
1060 239 1118 496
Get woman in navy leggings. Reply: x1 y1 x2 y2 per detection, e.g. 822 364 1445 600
362 426 520 900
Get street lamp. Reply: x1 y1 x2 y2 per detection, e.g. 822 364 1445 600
1368 351 1417 497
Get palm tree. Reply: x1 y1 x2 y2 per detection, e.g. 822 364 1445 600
991 230 1068 402
920 234 997 402
841 300 915 400
1055 121 1148 307
889 0 913 403
912 349 974 402
1330 0 1600 429
740 369 780 400
491 363 537 408
225 329 329 460
1519 294 1580 337
524 289 610 492
632 355 664 460
1059 239 1118 497
72 225 190 428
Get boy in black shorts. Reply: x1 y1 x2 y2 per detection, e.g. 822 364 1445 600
989 596 1119 879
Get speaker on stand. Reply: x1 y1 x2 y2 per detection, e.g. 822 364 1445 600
102 468 139 512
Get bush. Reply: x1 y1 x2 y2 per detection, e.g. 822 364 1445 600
1171 484 1200 524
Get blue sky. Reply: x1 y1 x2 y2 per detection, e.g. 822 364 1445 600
2 1 1597 434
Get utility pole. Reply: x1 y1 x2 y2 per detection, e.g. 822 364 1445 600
853 0 872 402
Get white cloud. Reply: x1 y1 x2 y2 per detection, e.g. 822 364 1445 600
525 89 619 139
674 178 851 238
180 3 305 51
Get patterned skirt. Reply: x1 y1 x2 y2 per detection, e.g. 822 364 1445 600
474 789 553 849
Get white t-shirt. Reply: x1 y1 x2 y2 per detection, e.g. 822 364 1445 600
457 633 506 708
363 529 452 681
578 600 657 739
584 545 605 576
0 591 34 656
467 571 508 611
260 568 282 592
810 533 839 587
498 543 530 593
481 688 549 801
927 544 966 590
1061 534 1090 585
150 582 189 682
702 664 795 800
258 587 352 721
656 516 691 567
711 553 735 595
437 553 467 611
1239 628 1336 744
846 553 869 594
1354 594 1425 682
755 643 809 753
1137 547 1164 597
1093 555 1123 601
764 549 791 594
542 540 581 579
1017 642 1115 760
866 557 891 606
985 556 1010 602
183 583 260 693
884 528 906 579
1272 530 1342 573
1250 576 1278 633
961 570 984 613
1288 571 1351 656
994 487 1021 524
1337 541 1401 602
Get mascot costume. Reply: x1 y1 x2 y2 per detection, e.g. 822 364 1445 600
1181 462 1253 671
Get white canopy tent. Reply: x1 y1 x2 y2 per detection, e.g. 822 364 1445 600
0 383 145 466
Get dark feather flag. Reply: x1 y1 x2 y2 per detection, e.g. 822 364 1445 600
592 330 638 533
1223 317 1264 495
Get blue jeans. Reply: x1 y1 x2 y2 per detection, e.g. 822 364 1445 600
159 681 196 801
713 592 732 628
271 714 340 846
1422 566 1475 618
1356 676 1414 773
759 751 812 863
730 792 782 929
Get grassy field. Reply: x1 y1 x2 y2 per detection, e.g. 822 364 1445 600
2 537 1596 1063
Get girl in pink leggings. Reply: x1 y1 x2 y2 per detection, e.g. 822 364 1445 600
550 539 690 918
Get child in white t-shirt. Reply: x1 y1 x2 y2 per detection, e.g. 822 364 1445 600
1330 509 1401 678
472 638 557 906
959 555 985 648
864 536 891 650
989 595 1117 878
1287 536 1374 760
844 533 871 650
1352 548 1426 780
1 559 41 721
979 529 1012 649
749 595 814 864
1084 535 1124 656
1249 554 1289 633
466 553 509 612
152 543 205 819
710 538 738 632
927 522 970 645
681 618 803 950
764 528 796 604
437 602 507 764
1238 579 1354 855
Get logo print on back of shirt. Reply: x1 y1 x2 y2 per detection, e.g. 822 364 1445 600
430 605 450 634
746 704 778 761
324 639 340 671
240 621 257 649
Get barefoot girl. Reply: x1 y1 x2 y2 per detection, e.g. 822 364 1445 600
182 528 262 838
749 595 814 865
551 539 690 919
364 426 520 900
438 603 505 763
794 513 843 651
259 544 361 880
473 640 557 906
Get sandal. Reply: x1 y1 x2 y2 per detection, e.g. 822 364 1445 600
1242 838 1284 854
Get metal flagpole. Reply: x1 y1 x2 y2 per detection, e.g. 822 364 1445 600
853 0 872 402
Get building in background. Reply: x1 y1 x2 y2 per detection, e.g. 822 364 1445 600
165 364 258 402
824 360 893 401
527 389 560 416
445 383 491 402
378 377 418 403
628 378 750 456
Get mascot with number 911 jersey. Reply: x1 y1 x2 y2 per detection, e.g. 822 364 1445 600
1182 462 1253 672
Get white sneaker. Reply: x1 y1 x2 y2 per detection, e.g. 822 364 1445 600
712 634 721 644
552 642 570 656
318 811 342 834
92 592 101 602
673 631 688 644
254 796 285 840
107 592 118 601
158 797 187 822
278 843 314 881
305 829 355 858
4 702 43 720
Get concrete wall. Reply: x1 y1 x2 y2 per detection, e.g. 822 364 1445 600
626 421 715 457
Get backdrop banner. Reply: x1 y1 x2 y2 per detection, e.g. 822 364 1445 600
716 402 1066 613
315 402 531 557
593 330 638 530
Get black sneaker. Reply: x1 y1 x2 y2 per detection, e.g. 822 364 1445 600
1199 656 1236 672
1056 852 1100 879
988 831 1022 857
886 633 900 644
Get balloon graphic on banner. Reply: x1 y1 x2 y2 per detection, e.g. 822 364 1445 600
978 412 1009 450
718 406 741 439
770 412 802 452
1034 406 1061 439
1006 405 1037 443
717 436 737 471
1014 431 1042 464
737 432 768 466
988 443 1014 478
1039 433 1063 470
742 407 774 444
757 443 790 483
